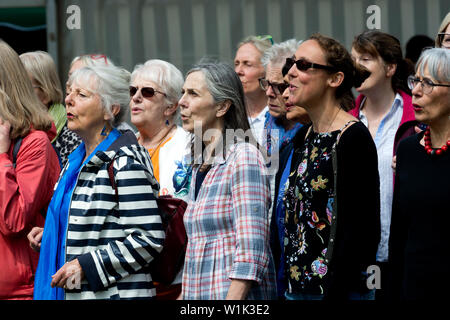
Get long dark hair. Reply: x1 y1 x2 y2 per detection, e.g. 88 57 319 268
352 31 411 94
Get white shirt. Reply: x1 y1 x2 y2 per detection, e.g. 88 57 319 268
248 105 269 146
359 93 403 262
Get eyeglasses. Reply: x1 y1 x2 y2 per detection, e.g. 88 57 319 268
259 78 289 95
407 75 450 94
282 57 336 76
437 33 450 48
129 86 167 99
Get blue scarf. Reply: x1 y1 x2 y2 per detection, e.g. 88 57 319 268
33 129 121 300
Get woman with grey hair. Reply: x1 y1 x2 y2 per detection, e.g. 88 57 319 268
388 47 450 299
130 59 191 299
31 65 164 300
178 62 276 300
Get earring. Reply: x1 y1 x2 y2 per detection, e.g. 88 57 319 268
165 119 170 126
100 125 108 136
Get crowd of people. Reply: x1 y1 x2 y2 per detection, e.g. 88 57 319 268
0 11 449 301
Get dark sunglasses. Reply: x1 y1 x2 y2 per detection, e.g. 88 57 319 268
129 86 167 98
282 57 336 76
259 78 289 95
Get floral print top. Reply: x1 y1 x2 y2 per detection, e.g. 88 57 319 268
283 129 340 295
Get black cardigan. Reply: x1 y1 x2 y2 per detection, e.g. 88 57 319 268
288 122 380 299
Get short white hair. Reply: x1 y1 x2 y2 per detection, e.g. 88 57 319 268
416 47 450 82
131 59 184 106
68 65 131 127
261 39 303 70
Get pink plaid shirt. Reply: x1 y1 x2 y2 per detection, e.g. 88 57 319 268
181 142 277 299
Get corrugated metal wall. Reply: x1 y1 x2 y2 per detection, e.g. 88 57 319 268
58 0 450 79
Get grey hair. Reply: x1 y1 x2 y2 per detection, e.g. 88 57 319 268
237 35 272 55
131 59 184 106
68 65 131 127
261 39 303 70
186 62 253 136
416 47 450 82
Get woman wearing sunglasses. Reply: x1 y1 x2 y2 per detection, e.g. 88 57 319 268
349 31 418 300
129 59 191 299
32 65 164 300
389 48 450 300
282 33 380 300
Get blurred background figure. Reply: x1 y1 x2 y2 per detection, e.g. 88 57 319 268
130 59 191 299
389 47 450 300
32 64 164 300
234 35 272 145
435 12 450 48
179 62 276 300
350 30 418 300
20 50 81 167
404 35 434 75
0 39 60 300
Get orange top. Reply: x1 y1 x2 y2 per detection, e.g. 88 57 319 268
148 136 173 183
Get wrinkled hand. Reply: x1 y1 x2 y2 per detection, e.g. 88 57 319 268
51 259 84 290
27 227 44 252
0 117 11 154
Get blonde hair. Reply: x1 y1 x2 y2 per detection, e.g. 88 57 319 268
20 50 63 107
436 12 450 47
237 35 272 55
0 40 52 139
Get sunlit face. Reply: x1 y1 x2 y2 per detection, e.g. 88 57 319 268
178 71 222 134
411 64 450 126
65 79 106 139
282 74 310 124
130 76 168 130
264 63 288 118
287 40 332 109
351 48 394 94
234 43 266 97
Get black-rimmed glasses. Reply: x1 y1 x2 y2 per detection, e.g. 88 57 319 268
282 57 336 76
259 78 289 95
407 75 450 94
437 33 450 48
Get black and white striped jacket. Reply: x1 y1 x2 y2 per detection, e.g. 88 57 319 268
63 131 164 300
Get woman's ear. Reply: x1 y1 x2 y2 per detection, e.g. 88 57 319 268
385 63 397 78
164 103 178 117
216 100 232 118
328 71 345 88
104 104 121 121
